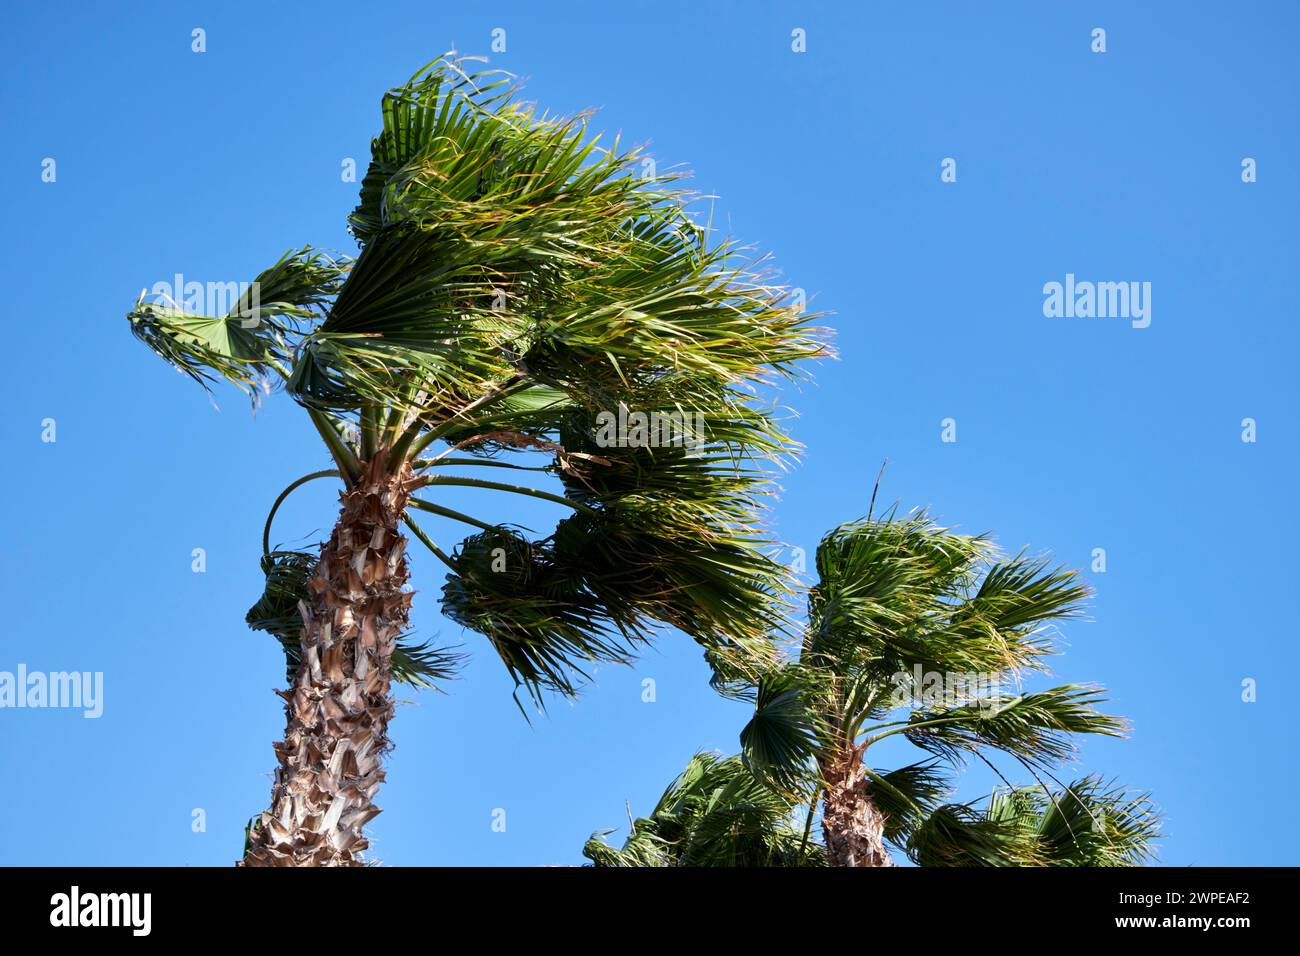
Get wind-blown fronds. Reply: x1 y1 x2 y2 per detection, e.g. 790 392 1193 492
128 248 347 401
294 57 824 425
907 802 1036 867
130 55 826 710
583 752 824 867
1015 775 1161 866
864 761 952 845
911 775 1161 866
806 513 1083 680
440 529 644 701
902 685 1128 767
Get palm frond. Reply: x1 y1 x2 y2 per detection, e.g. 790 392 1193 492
931 555 1089 675
739 665 821 792
128 248 347 401
918 775 1162 866
440 528 645 704
907 802 1037 867
903 684 1128 767
805 511 995 673
1000 775 1162 866
349 56 516 247
550 508 785 684
583 752 823 867
864 761 952 846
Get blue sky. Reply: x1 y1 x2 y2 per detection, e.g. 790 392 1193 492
1 0 1295 866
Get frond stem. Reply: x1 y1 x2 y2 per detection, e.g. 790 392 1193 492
401 514 456 571
417 474 601 517
409 497 503 533
262 470 343 556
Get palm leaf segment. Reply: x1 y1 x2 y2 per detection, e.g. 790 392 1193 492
127 55 827 705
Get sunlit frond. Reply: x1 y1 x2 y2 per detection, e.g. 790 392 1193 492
903 685 1128 767
128 248 347 401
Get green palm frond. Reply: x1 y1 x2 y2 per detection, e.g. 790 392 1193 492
286 222 515 413
864 761 952 846
907 802 1036 867
440 528 645 703
583 752 824 867
930 555 1089 675
349 56 516 247
127 248 347 401
806 511 994 673
915 775 1161 866
388 640 467 691
739 666 821 792
902 684 1128 767
245 550 316 662
551 508 785 683
998 775 1162 866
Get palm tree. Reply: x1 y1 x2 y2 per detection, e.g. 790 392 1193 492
585 510 1160 867
585 757 1157 866
127 56 825 866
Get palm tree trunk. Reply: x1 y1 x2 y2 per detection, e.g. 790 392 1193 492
820 748 894 867
242 459 420 866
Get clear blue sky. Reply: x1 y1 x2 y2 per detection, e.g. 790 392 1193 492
1 0 1295 866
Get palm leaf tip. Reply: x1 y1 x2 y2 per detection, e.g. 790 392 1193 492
128 298 275 399
128 247 349 402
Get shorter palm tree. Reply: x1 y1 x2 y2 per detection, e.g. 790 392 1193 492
584 510 1161 867
586 758 1156 867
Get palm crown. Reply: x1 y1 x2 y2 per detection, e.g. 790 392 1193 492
586 510 1160 866
127 56 825 865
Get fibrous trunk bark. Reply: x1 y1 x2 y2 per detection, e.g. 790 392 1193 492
820 747 894 867
242 459 420 866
